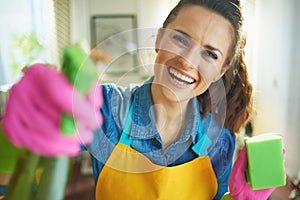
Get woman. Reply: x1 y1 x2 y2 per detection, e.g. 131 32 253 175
88 0 252 199
2 0 276 199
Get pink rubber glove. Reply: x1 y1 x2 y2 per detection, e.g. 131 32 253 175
228 146 275 200
2 64 102 156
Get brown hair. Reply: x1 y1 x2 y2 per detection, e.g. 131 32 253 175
163 0 253 133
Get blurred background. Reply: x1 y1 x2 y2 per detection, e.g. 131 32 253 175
0 0 299 199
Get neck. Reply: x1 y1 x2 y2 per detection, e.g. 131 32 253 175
151 84 191 148
151 86 189 125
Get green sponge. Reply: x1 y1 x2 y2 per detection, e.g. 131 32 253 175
245 133 286 190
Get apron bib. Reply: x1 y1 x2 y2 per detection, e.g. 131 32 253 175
95 101 218 200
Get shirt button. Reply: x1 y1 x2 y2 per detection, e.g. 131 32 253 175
166 154 171 160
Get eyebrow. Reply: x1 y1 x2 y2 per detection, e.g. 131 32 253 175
174 29 224 56
205 45 223 56
174 29 191 39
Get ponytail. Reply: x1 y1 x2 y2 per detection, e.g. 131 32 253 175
224 38 253 133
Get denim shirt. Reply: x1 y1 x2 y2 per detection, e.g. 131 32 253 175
87 78 236 200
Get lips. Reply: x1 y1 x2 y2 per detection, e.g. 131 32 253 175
167 67 195 85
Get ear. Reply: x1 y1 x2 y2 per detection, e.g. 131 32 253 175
155 28 162 53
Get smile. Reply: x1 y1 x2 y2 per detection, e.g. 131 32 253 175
167 67 195 85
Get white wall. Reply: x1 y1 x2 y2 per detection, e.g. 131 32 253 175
285 0 300 182
250 0 299 179
137 0 178 28
251 0 292 134
70 0 177 46
70 0 137 47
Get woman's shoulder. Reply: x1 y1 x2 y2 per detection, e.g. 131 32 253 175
218 127 235 144
202 112 235 142
202 111 236 158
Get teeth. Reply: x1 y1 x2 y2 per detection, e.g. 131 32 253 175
169 67 194 84
174 78 186 85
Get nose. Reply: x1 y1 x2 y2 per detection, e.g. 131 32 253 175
178 46 199 70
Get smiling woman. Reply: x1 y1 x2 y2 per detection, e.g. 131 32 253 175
154 1 252 134
153 7 233 102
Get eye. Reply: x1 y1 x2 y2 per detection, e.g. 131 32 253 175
203 50 218 60
172 34 190 48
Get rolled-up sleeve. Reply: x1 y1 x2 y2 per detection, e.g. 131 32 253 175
209 128 236 200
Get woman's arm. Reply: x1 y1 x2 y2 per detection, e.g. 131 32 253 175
208 128 235 200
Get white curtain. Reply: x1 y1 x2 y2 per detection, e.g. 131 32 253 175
0 0 72 85
0 0 39 84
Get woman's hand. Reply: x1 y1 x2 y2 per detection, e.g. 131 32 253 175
228 146 276 200
2 64 102 156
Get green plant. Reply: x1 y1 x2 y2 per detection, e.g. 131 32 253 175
10 32 44 75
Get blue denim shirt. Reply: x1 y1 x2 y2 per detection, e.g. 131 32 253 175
86 78 236 200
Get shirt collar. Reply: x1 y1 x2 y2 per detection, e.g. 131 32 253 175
129 77 201 144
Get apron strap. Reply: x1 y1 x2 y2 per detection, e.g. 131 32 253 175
192 115 212 157
119 99 135 146
119 129 132 146
192 132 212 157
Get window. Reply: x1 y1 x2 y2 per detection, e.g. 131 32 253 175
0 0 58 85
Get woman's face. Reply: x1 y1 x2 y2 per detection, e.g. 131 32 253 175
153 5 233 103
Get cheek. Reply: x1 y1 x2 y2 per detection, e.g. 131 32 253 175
154 50 173 72
198 65 222 84
154 54 163 75
155 50 173 63
190 77 212 98
193 66 224 96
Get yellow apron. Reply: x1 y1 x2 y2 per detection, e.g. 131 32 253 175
95 101 218 200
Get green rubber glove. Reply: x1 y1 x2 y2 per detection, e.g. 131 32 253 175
60 45 99 136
